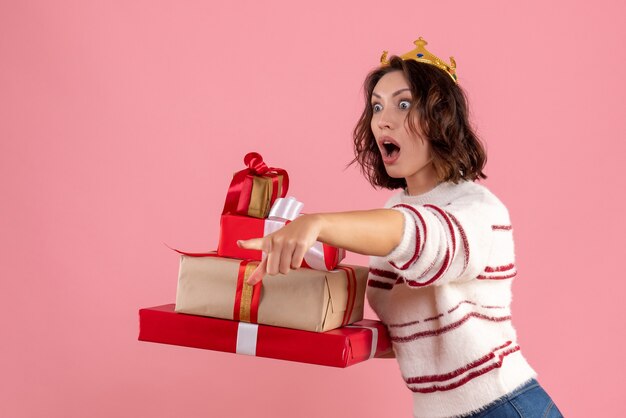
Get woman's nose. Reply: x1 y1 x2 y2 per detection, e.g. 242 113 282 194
376 108 394 130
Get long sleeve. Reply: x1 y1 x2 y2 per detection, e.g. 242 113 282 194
378 192 501 287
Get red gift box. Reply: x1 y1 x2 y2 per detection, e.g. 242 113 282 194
222 152 289 219
217 211 345 271
138 304 392 368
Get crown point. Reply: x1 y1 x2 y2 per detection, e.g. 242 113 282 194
380 50 389 65
415 37 427 47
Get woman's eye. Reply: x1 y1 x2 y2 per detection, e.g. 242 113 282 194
399 100 411 110
372 103 383 113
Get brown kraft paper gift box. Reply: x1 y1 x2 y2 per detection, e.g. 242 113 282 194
174 254 368 332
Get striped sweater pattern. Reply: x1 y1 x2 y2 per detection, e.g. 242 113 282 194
366 180 537 418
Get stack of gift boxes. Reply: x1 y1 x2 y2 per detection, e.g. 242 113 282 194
138 152 391 367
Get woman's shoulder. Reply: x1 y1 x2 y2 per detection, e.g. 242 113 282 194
382 181 512 231
465 181 508 207
459 180 504 203
455 181 512 224
385 180 510 215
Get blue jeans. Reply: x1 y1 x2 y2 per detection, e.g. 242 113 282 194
466 379 563 417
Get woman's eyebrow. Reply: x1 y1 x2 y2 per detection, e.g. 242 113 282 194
371 88 411 99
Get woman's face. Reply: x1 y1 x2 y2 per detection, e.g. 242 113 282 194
370 70 434 182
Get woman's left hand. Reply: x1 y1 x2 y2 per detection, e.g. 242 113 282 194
237 214 323 285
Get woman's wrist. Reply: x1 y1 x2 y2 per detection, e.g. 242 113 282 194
307 213 327 242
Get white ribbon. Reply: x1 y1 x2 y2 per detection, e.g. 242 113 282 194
236 322 259 356
268 196 304 222
303 241 327 270
346 324 379 359
264 196 303 236
263 197 342 271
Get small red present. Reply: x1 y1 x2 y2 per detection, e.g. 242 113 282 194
138 304 392 368
222 152 289 219
218 196 345 271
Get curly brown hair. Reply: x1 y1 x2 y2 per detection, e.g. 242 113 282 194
348 56 487 190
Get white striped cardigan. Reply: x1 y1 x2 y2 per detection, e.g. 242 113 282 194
366 180 537 418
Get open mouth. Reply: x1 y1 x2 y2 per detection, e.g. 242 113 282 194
383 142 400 157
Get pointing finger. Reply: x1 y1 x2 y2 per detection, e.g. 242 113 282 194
247 257 267 285
237 238 264 251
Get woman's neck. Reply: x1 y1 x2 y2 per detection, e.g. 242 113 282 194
405 164 441 196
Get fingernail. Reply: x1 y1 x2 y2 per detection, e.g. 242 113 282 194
237 240 242 246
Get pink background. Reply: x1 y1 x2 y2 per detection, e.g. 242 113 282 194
2 1 624 417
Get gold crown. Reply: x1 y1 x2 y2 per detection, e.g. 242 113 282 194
380 37 458 83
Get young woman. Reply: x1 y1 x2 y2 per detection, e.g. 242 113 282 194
238 38 563 418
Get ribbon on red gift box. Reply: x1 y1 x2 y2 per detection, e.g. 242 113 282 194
236 322 259 356
235 320 381 358
263 197 346 271
346 324 379 359
222 152 289 217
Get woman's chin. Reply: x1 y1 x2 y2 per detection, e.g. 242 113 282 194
384 166 406 179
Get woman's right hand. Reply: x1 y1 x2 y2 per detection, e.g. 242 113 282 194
236 214 323 285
